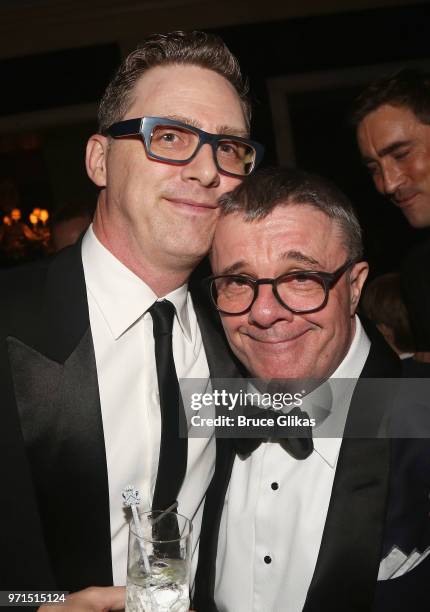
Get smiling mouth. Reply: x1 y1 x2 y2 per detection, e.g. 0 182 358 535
245 329 312 345
393 193 419 208
165 197 218 211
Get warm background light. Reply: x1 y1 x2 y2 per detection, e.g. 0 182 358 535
39 209 49 223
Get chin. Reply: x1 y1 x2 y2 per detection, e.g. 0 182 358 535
407 216 430 229
404 206 430 228
249 361 308 381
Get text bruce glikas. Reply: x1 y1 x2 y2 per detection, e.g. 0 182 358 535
189 389 316 428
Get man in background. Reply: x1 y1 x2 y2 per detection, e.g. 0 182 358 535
352 68 430 228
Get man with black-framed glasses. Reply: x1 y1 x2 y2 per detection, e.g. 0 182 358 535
194 167 430 612
0 31 263 610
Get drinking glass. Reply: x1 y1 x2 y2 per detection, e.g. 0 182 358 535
125 510 192 612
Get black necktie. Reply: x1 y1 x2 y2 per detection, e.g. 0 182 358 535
149 300 188 511
234 405 314 459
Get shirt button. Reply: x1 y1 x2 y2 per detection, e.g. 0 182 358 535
264 555 272 564
271 482 279 490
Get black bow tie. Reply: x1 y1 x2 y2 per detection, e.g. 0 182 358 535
233 405 314 460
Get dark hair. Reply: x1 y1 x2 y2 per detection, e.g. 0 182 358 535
219 167 363 261
98 30 250 134
361 273 415 353
350 68 430 127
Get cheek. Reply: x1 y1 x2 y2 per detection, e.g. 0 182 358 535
221 319 247 356
220 174 242 194
406 155 429 183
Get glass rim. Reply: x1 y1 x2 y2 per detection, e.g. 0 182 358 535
129 509 193 543
205 259 355 315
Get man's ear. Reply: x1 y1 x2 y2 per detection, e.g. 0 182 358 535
86 134 109 187
349 261 369 315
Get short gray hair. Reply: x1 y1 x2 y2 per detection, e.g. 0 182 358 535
219 167 363 261
98 30 251 134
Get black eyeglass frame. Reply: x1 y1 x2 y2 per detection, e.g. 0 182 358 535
205 259 356 316
106 116 264 177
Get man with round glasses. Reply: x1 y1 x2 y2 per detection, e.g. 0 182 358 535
194 167 430 611
0 31 263 609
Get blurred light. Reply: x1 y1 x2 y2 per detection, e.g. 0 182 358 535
39 209 49 223
11 208 21 221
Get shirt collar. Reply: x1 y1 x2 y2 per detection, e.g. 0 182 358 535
310 316 371 468
81 225 191 341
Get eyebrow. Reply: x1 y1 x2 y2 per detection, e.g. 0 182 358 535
216 251 321 276
280 250 321 267
217 125 249 138
362 139 414 164
163 114 249 138
218 261 249 275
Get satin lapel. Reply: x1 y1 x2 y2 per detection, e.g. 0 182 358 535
5 242 112 590
193 438 236 611
303 337 399 612
8 329 112 591
191 278 243 610
303 438 390 612
0 345 55 589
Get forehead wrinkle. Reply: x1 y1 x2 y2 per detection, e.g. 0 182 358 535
280 250 321 267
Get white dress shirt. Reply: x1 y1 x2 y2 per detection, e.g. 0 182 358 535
81 226 215 586
215 317 370 612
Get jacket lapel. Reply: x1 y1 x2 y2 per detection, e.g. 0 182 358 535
5 241 112 590
303 336 400 612
303 437 391 612
193 438 236 611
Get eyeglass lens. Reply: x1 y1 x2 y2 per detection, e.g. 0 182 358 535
149 123 256 176
213 274 327 314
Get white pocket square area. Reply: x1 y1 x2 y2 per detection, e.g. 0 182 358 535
378 545 430 580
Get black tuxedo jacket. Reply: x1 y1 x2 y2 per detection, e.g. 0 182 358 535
0 242 241 593
194 331 430 612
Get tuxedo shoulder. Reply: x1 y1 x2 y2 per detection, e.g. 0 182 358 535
0 243 86 349
0 256 52 295
1 243 81 301
0 257 53 333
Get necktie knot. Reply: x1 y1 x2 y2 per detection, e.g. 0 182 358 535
149 300 175 337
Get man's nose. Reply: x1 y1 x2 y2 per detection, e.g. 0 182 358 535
180 143 220 187
248 284 294 327
376 160 406 196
